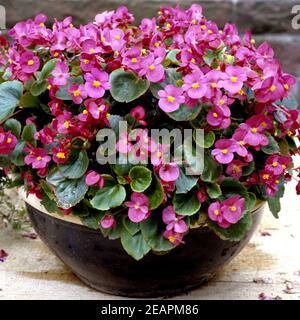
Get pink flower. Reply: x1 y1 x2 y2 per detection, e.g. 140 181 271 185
162 205 188 233
163 230 184 245
212 139 238 164
226 160 246 179
24 147 51 169
0 129 17 155
100 214 116 229
68 84 87 104
20 51 40 73
265 155 291 176
123 48 143 71
218 66 247 94
182 70 207 99
56 111 73 134
158 85 185 113
207 105 231 129
208 196 245 228
150 144 168 166
125 192 150 223
51 61 69 86
82 39 102 55
255 76 284 103
116 132 133 154
84 68 111 98
85 171 105 188
34 127 56 145
52 146 70 164
130 106 147 126
196 189 207 203
140 53 165 83
158 162 180 182
103 28 126 51
237 124 268 148
80 53 96 72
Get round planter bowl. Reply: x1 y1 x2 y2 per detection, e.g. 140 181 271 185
24 195 265 298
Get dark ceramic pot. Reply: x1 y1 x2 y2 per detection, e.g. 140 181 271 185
25 200 265 298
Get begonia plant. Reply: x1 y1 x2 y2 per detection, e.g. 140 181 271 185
0 5 299 260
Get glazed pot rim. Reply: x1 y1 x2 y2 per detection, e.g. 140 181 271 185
20 187 266 228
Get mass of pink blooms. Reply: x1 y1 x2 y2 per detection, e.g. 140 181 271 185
0 5 299 255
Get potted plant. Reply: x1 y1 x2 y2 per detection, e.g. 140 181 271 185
0 5 299 298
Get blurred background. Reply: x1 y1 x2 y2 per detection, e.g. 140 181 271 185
1 0 299 104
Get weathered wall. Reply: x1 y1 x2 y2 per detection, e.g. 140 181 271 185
1 0 299 102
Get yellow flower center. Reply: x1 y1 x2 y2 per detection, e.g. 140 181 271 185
214 209 220 216
89 48 95 53
64 121 70 129
272 161 278 167
154 42 160 47
56 152 65 159
39 23 45 27
27 60 34 66
6 137 12 144
165 23 171 29
211 82 217 89
168 235 175 243
114 35 121 40
83 59 89 64
156 151 162 158
251 38 256 44
230 76 237 83
134 204 140 210
140 49 147 55
230 206 237 212
47 84 52 90
191 19 197 25
149 65 155 71
53 52 59 57
251 128 257 133
207 29 213 34
238 89 245 95
167 96 175 103
261 121 267 127
73 89 81 97
93 80 101 88
263 174 269 180
190 58 196 64
218 99 225 105
83 110 88 115
233 165 241 173
270 85 276 92
192 82 199 89
283 84 289 90
36 156 42 161
100 36 106 42
239 141 245 146
222 149 228 155
281 164 286 169
213 112 218 118
131 58 137 63
275 180 279 184
287 130 293 136
200 25 206 30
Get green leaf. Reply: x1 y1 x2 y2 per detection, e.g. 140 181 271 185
261 132 280 155
53 176 88 209
111 161 133 176
107 115 123 136
165 49 180 65
109 68 150 103
19 92 40 108
4 119 21 137
144 173 164 210
40 179 55 200
267 197 281 218
72 202 90 217
58 150 89 179
140 213 174 252
21 124 37 146
175 165 198 194
0 81 23 122
173 190 201 215
101 217 123 240
123 216 140 236
201 150 222 182
167 103 201 121
206 183 222 199
40 59 57 80
242 161 255 176
30 80 48 96
82 213 103 230
41 194 62 215
194 130 215 148
276 94 298 110
129 166 152 192
90 185 126 211
150 68 182 98
208 211 253 241
120 229 151 260
55 76 83 100
203 49 215 66
10 141 26 166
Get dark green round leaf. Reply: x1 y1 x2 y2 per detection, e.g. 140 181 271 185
0 80 23 122
40 59 57 80
110 68 150 103
21 124 37 146
144 173 164 210
4 119 21 138
206 183 222 199
90 185 126 211
30 80 48 96
19 92 40 108
194 130 215 148
167 103 201 121
129 166 152 192
175 165 198 194
173 190 201 215
59 150 89 179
